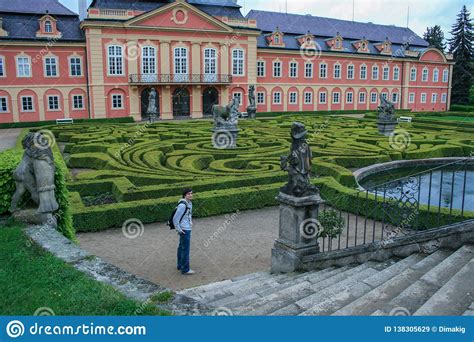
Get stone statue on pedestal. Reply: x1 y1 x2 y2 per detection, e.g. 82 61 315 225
247 85 257 119
377 94 398 136
147 88 158 123
9 132 59 227
211 96 240 149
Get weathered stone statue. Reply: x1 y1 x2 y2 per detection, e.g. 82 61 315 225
377 94 398 136
211 96 240 148
247 85 257 119
280 122 319 197
272 122 323 274
147 88 158 123
9 132 59 227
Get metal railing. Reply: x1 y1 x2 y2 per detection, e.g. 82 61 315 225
129 74 233 85
317 158 473 253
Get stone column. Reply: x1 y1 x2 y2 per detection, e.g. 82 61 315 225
220 42 229 76
447 64 454 112
271 192 324 273
161 86 172 120
192 85 202 119
160 40 171 74
127 40 140 121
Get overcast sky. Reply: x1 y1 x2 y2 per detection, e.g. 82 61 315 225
60 0 473 41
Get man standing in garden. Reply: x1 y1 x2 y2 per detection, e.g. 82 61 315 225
175 189 195 275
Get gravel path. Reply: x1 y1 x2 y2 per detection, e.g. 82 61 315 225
0 128 22 152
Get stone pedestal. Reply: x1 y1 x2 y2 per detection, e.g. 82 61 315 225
247 107 256 119
12 209 57 228
271 192 324 273
212 127 239 149
377 120 398 136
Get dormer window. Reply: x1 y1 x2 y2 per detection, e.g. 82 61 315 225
326 32 344 51
361 42 367 50
274 35 280 45
267 27 285 47
37 14 61 38
335 39 342 49
44 21 52 33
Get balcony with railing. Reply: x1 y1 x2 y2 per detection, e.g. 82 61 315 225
129 74 233 85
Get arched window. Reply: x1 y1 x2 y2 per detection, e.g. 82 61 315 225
44 21 53 33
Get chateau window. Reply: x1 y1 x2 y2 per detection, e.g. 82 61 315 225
347 65 354 79
393 66 400 81
232 49 244 76
335 39 342 49
410 68 417 81
304 92 313 104
319 92 327 104
360 65 367 80
334 64 341 79
422 68 428 82
332 92 340 104
289 92 297 104
392 93 398 103
112 94 124 109
442 69 449 83
44 21 53 33
431 93 438 103
21 96 34 111
274 35 280 45
257 92 265 104
142 46 157 75
48 95 60 110
433 69 439 82
174 47 188 75
0 57 4 77
346 92 353 103
409 93 415 103
70 57 82 76
441 93 447 103
233 92 242 105
0 97 8 112
359 92 366 103
372 65 379 80
273 91 282 104
382 66 389 81
273 61 282 78
257 60 265 77
421 93 427 103
45 57 58 77
305 63 313 78
108 45 123 75
17 56 31 77
381 92 388 100
319 63 327 78
73 95 84 110
371 92 377 103
289 62 298 78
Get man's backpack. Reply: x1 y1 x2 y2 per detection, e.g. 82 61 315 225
167 200 189 230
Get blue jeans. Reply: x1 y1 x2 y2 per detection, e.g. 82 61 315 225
177 230 191 274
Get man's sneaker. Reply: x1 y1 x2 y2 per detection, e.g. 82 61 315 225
182 270 196 275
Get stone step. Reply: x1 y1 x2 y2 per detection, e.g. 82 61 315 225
228 267 350 314
414 257 474 316
209 267 339 309
302 254 426 316
333 250 451 316
463 302 474 316
374 245 474 316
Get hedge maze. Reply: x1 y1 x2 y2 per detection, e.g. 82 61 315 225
46 116 474 232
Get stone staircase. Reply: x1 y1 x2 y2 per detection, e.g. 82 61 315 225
178 244 474 316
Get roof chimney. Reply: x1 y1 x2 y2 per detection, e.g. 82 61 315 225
79 0 88 20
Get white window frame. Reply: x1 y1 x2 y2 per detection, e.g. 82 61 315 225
408 92 415 103
347 64 354 79
304 62 313 79
431 93 438 103
410 67 417 82
72 95 84 110
0 96 8 113
203 48 217 82
370 92 378 103
381 92 388 100
47 95 60 111
21 96 34 112
289 91 297 104
233 92 242 106
256 91 265 104
421 93 427 103
433 69 439 82
69 56 82 77
359 92 366 103
333 64 341 79
319 63 327 79
111 94 124 109
382 66 390 81
442 69 449 83
319 91 327 104
273 91 282 104
391 92 398 103
44 56 58 77
16 56 31 77
393 66 400 81
0 56 5 77
422 68 429 82
372 65 379 80
289 61 298 78
142 46 157 75
332 92 340 104
107 45 124 76
441 93 447 103
257 60 265 77
44 20 53 33
273 61 282 78
360 65 367 80
232 48 245 76
304 91 313 104
346 92 353 104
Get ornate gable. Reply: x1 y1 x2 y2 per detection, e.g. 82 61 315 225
36 14 62 39
325 32 344 51
265 27 285 47
352 36 370 53
374 37 392 55
297 31 316 49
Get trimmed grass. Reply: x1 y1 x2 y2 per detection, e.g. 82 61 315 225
422 116 474 122
0 223 171 316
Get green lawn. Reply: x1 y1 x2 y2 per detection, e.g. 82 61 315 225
422 116 474 122
0 223 171 316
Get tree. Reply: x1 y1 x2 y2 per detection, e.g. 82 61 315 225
448 5 474 105
423 25 446 51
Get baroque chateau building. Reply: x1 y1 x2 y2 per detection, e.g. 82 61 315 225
0 0 453 123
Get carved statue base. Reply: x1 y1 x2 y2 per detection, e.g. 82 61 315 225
12 209 57 228
271 192 324 274
247 107 256 119
212 127 239 149
377 120 398 136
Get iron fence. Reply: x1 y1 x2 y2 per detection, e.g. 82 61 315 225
129 74 233 85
